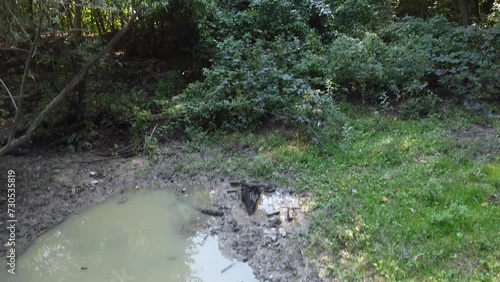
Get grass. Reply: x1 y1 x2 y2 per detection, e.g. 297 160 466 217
178 104 499 281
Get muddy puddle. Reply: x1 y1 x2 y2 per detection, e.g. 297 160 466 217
0 189 257 282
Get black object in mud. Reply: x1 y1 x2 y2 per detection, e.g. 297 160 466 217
241 184 261 215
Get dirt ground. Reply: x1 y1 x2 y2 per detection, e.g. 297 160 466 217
0 143 321 282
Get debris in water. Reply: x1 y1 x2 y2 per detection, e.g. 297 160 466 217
118 197 128 204
81 266 88 270
241 185 261 215
221 262 236 273
200 208 224 217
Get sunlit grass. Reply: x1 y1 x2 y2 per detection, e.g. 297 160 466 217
187 105 499 280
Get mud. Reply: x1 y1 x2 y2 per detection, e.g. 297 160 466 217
0 144 320 281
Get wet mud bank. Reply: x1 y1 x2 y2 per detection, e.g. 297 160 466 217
0 145 320 281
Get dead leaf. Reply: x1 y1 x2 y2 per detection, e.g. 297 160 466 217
481 202 488 207
381 196 388 203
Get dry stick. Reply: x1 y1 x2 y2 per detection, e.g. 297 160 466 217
0 79 17 111
0 12 139 158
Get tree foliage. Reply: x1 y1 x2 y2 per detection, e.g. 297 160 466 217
0 0 498 152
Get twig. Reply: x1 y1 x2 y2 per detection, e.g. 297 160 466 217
149 123 159 138
22 156 43 172
0 79 17 111
71 153 134 164
221 263 236 274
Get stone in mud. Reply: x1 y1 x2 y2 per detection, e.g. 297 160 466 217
267 217 281 228
241 185 261 215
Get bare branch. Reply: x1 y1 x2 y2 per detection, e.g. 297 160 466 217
5 2 32 43
8 0 44 144
0 11 139 157
0 79 17 111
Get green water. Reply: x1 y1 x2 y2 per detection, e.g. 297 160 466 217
0 189 257 282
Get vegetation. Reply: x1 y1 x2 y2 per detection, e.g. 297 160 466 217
187 104 499 280
1 0 499 280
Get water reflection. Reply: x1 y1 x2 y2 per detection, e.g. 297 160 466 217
0 189 257 282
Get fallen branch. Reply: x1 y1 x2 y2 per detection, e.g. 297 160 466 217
200 208 224 217
0 11 139 158
0 79 17 111
8 0 44 145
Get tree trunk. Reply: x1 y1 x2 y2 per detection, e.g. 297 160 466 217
74 0 82 41
457 0 471 27
28 0 34 21
470 0 480 22
73 0 86 118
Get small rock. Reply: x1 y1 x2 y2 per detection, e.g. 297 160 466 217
279 228 287 237
181 188 187 193
135 185 139 190
267 217 282 228
410 208 416 213
89 171 97 177
71 187 76 195
90 180 99 186
352 189 358 194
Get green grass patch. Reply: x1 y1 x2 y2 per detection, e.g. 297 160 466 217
194 106 499 280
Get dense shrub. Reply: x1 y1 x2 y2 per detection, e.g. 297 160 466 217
162 37 344 140
293 32 428 102
382 16 500 103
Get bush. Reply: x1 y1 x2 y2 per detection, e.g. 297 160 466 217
382 17 500 104
297 32 428 102
161 36 344 141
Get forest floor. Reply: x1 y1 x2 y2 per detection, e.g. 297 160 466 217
0 103 499 281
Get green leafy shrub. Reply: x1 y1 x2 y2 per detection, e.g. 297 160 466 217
161 36 344 140
327 0 393 36
216 0 312 41
382 16 500 105
306 32 428 102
